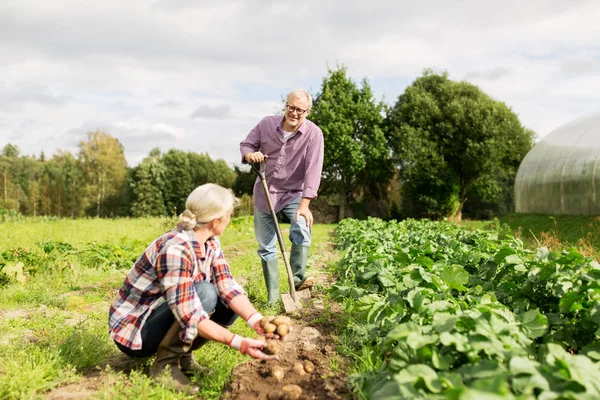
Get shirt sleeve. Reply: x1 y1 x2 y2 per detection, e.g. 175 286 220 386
156 243 208 343
240 117 265 163
210 239 246 305
302 128 325 199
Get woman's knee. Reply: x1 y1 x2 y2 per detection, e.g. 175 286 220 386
194 282 218 313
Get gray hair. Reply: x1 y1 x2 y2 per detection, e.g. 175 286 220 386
287 89 312 110
178 183 239 230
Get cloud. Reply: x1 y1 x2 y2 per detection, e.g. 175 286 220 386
190 104 233 119
155 100 181 108
560 58 600 77
464 68 511 81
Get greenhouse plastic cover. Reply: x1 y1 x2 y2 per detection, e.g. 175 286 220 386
515 112 600 215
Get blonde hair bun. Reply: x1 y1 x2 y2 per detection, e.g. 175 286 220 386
178 209 197 230
178 183 238 230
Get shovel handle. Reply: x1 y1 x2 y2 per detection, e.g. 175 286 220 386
250 162 265 180
250 161 298 302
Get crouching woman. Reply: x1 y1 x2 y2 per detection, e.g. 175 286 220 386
109 183 280 395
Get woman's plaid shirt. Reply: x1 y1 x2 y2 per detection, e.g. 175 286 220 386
109 226 245 350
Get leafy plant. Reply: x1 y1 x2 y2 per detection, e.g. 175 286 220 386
332 217 600 398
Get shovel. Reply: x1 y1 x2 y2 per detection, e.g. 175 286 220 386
250 162 311 312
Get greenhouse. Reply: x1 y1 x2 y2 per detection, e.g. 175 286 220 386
515 112 600 215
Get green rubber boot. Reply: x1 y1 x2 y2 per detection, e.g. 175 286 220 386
291 244 314 290
261 258 280 303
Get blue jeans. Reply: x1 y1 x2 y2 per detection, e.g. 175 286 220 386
254 196 311 261
116 282 238 358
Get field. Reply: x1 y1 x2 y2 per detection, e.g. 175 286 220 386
0 217 346 399
1 214 599 399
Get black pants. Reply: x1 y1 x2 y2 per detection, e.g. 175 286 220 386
116 281 238 358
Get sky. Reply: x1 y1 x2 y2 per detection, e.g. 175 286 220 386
2 0 600 168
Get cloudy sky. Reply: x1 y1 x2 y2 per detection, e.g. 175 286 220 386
2 0 599 167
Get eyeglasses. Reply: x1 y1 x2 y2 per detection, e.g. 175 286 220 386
285 104 308 115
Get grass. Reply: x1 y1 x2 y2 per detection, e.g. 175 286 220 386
463 213 600 259
0 216 336 399
499 213 600 252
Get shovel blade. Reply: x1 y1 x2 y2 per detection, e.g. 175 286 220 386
281 289 312 313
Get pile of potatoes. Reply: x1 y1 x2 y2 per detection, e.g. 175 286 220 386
271 360 314 381
257 316 316 399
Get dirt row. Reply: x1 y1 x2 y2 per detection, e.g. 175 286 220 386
223 292 350 399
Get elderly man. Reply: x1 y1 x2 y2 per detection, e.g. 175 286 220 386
240 89 324 303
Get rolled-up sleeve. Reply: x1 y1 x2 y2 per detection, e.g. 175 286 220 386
302 129 324 199
210 247 246 305
156 244 209 343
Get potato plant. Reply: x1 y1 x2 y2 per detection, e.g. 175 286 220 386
332 218 600 399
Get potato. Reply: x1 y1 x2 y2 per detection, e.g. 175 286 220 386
276 323 289 336
291 362 305 376
267 390 284 400
272 316 291 326
281 384 302 400
271 366 285 382
256 335 266 342
263 323 277 334
260 316 276 330
264 339 279 355
303 360 315 373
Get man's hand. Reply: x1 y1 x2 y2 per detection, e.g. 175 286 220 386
245 152 268 163
296 203 313 229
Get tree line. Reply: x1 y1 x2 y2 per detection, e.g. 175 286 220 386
0 132 238 218
1 68 534 221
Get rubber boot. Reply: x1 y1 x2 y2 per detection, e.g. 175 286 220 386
179 337 210 376
261 258 280 303
291 244 314 290
149 322 200 395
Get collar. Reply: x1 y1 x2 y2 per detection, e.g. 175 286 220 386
279 116 306 135
179 226 208 260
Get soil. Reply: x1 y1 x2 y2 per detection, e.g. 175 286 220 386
222 286 351 400
222 237 353 400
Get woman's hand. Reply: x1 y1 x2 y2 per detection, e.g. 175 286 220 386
229 335 278 360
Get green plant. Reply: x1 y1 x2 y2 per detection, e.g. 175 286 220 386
332 217 600 398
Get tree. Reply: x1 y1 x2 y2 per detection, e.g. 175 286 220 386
9 156 43 216
78 131 128 217
2 144 20 158
130 148 167 217
386 70 534 220
39 159 61 216
210 159 236 188
0 144 20 210
55 151 85 218
308 66 392 220
232 165 255 196
162 149 194 215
